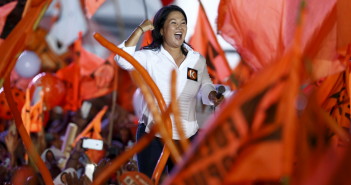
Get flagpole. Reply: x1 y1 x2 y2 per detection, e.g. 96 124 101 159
142 0 149 19
107 63 119 147
112 0 126 39
197 0 233 83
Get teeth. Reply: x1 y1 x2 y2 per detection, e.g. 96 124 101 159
175 32 182 39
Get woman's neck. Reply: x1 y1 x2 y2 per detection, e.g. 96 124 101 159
163 45 185 67
163 44 182 55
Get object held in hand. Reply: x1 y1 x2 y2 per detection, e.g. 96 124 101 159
81 138 103 150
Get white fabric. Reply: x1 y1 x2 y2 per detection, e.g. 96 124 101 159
115 42 215 139
46 0 87 54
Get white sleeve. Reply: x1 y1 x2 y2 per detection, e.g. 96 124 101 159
200 57 215 105
114 41 146 71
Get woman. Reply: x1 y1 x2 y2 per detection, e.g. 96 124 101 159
115 5 223 178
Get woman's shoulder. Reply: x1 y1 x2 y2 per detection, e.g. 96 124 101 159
184 43 202 58
185 49 205 63
138 48 160 55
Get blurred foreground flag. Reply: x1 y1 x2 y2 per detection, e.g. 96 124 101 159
165 36 303 184
217 0 346 80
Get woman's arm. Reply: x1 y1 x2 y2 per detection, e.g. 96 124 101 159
200 57 224 106
125 19 154 47
114 20 154 70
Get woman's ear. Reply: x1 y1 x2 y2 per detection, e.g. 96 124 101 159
160 28 164 36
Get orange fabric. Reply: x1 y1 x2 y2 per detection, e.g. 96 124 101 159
189 4 231 83
291 86 350 185
29 93 44 133
56 59 81 111
314 48 351 151
116 67 137 113
226 142 283 183
56 36 115 111
165 14 306 183
0 87 25 120
73 106 107 144
0 1 17 35
231 61 254 90
140 30 153 48
165 48 293 185
85 0 106 19
79 49 114 100
217 0 344 80
79 45 105 76
22 89 31 134
22 88 43 133
336 0 351 55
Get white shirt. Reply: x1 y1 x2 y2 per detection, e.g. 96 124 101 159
115 42 215 139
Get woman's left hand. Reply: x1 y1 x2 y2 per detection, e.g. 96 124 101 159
208 91 224 106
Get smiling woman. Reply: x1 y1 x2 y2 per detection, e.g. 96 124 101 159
114 4 225 179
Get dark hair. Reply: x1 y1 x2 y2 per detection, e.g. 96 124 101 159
142 5 188 54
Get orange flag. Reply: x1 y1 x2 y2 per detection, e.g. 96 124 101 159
313 46 351 150
74 106 107 144
22 89 31 134
140 30 153 48
165 31 304 185
189 3 231 83
56 55 81 111
74 106 108 163
0 1 17 35
164 10 310 183
217 0 344 80
56 35 115 111
85 0 106 19
22 88 44 133
336 0 351 56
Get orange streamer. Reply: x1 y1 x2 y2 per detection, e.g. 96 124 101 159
92 123 158 185
170 70 189 151
130 71 181 162
3 77 53 185
0 0 51 82
92 33 182 185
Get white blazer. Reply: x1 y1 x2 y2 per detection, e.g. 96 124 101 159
115 42 215 139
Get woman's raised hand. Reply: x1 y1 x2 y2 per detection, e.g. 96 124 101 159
139 19 154 33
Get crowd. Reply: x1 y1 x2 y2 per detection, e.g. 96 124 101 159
0 94 138 185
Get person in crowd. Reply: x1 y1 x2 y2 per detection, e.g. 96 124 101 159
115 4 224 178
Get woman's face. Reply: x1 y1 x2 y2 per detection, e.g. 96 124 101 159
161 11 187 49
